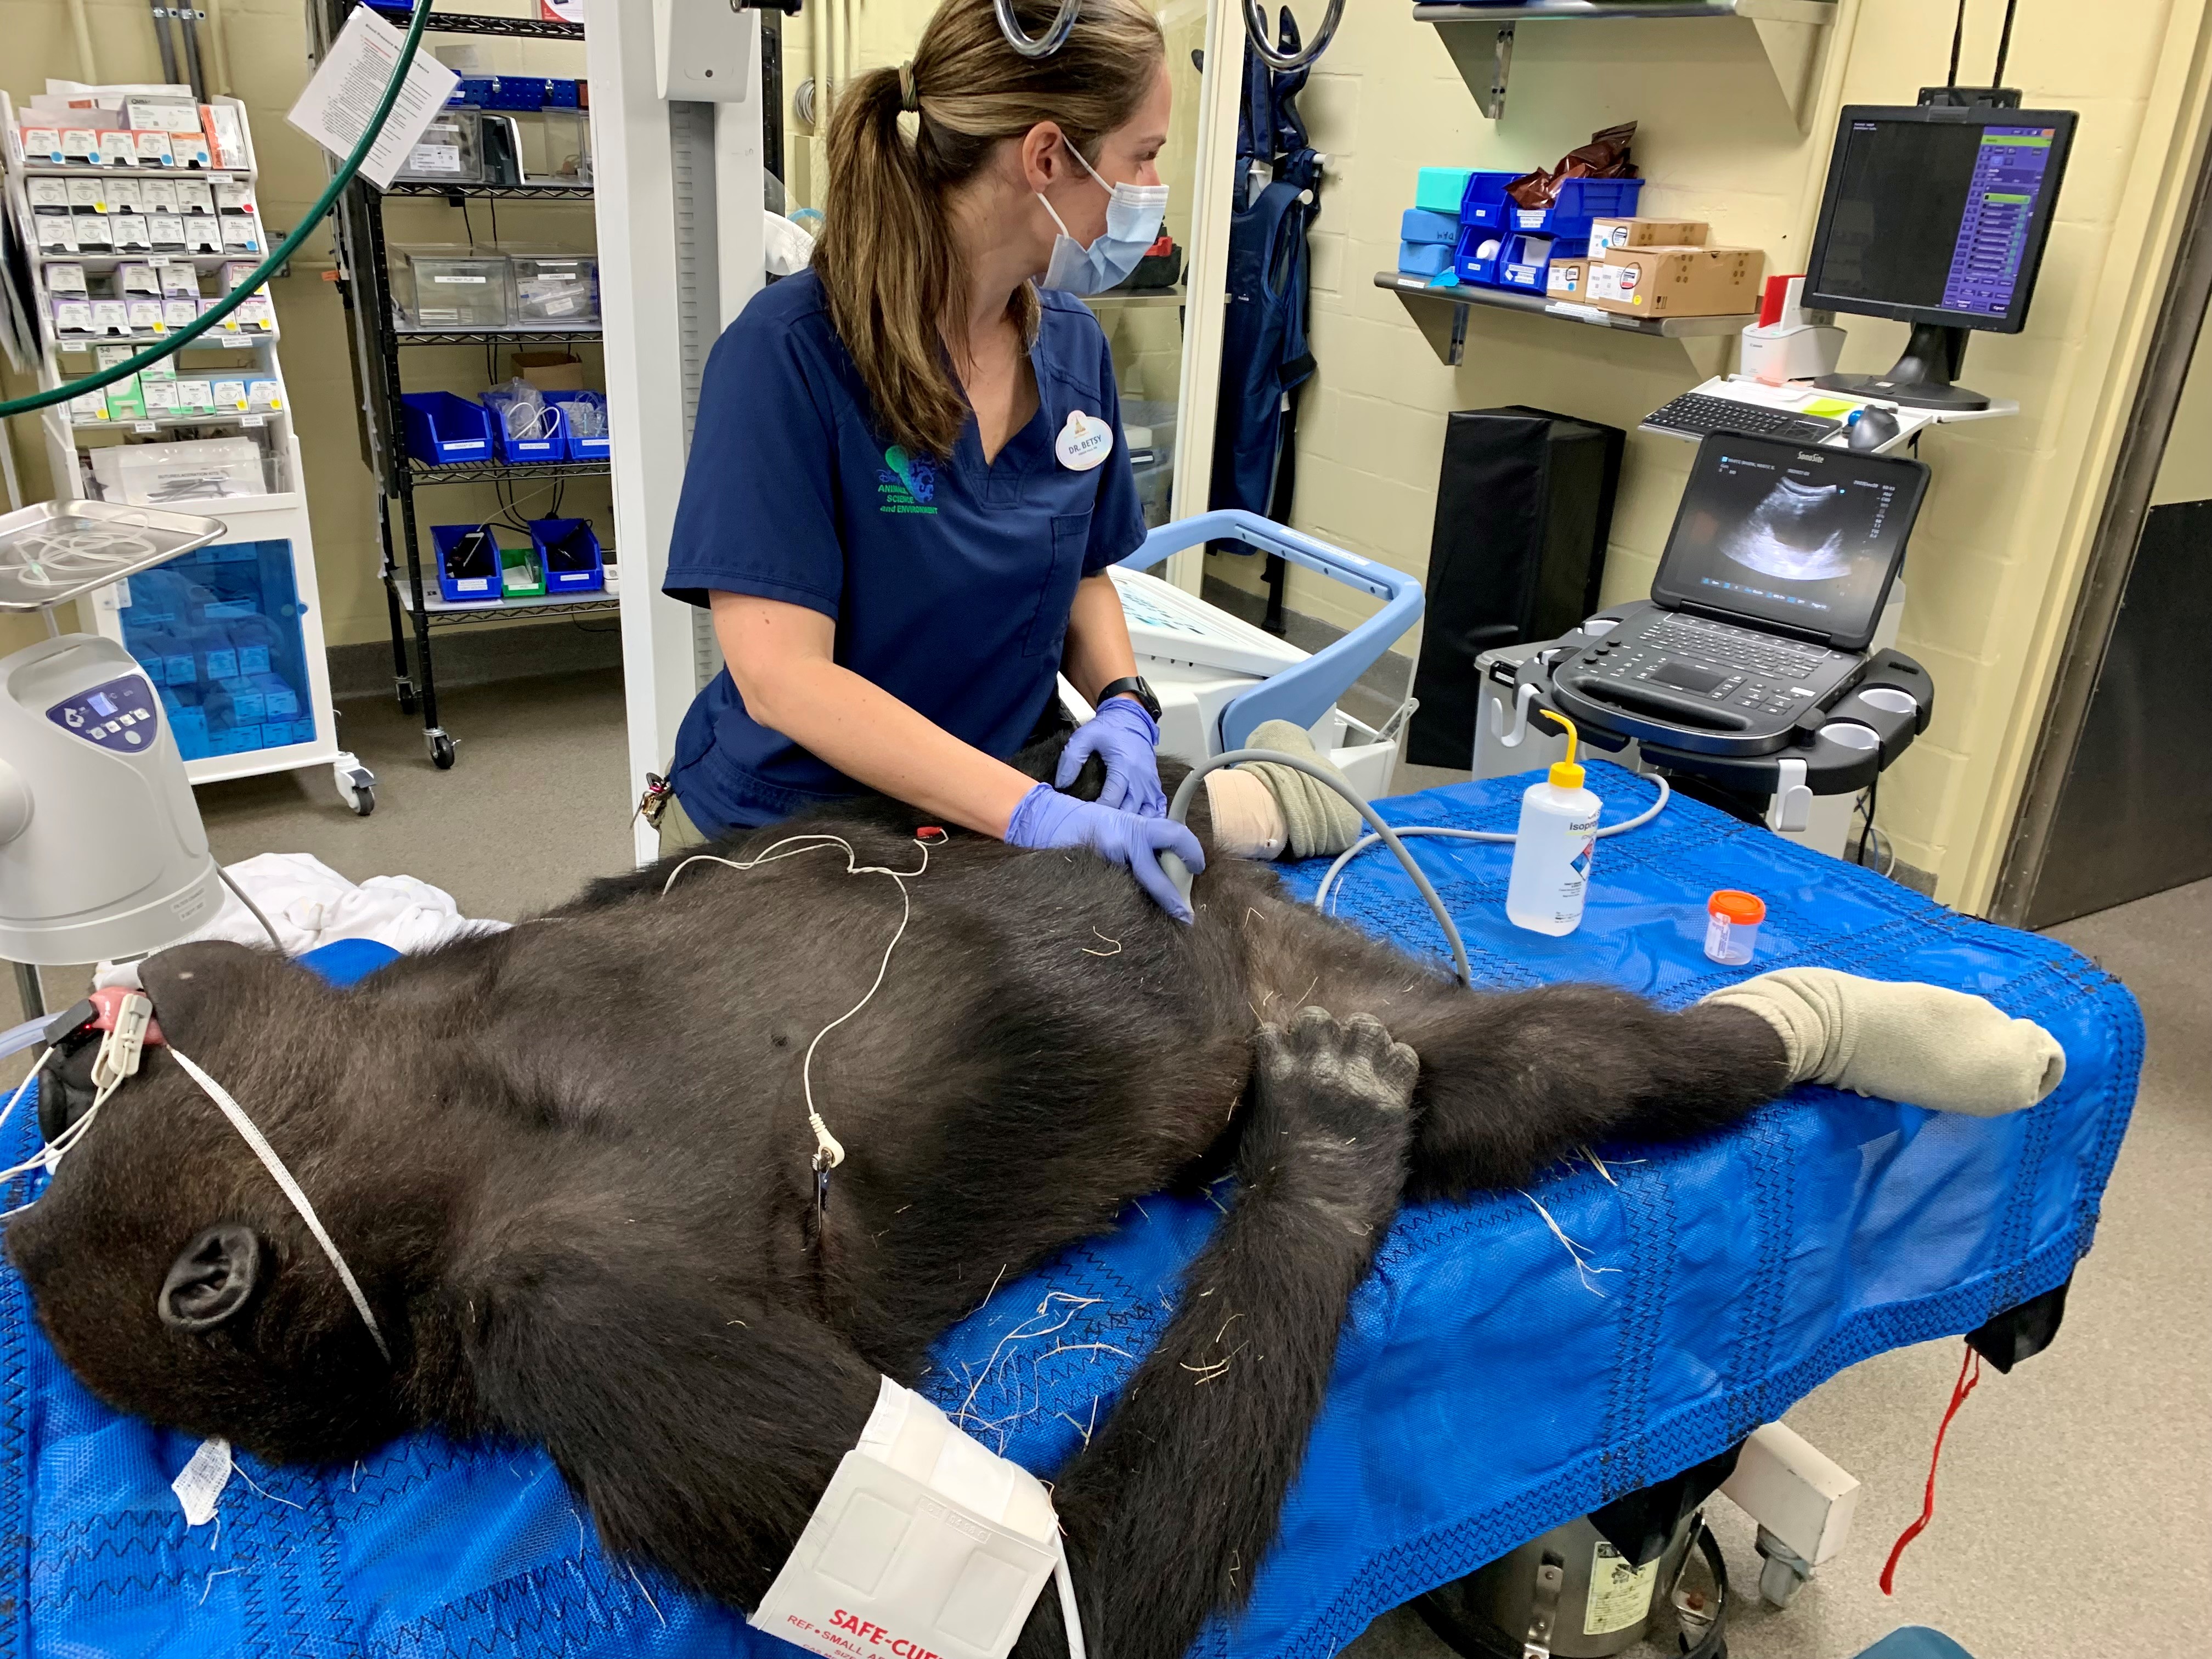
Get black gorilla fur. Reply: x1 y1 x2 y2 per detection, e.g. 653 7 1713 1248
7 739 1793 1658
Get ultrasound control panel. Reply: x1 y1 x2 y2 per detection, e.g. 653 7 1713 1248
46 672 160 754
1549 603 1866 758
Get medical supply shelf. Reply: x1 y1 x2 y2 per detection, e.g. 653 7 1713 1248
407 458 610 486
395 327 602 346
0 87 371 814
315 0 603 772
1414 0 1835 125
1373 271 1755 365
400 586 619 624
381 180 596 201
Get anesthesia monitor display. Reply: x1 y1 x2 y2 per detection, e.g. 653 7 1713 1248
1653 434 1929 653
1805 104 2076 409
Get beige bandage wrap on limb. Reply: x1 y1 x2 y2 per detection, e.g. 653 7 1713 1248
1701 968 2066 1117
1201 719 1365 860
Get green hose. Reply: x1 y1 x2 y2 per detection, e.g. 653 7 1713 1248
0 0 435 418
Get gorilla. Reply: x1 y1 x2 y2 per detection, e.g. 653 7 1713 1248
2 743 2043 1659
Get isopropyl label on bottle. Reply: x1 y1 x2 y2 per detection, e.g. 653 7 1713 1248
1584 1539 1658 1635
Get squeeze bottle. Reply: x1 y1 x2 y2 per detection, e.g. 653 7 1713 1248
1505 710 1600 936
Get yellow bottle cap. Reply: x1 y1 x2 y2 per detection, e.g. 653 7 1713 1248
1549 760 1585 789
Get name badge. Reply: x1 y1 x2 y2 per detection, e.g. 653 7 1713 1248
1055 409 1113 471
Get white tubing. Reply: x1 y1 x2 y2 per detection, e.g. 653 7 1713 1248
1312 776 1672 915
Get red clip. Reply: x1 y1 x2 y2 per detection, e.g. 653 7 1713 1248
88 985 163 1047
914 826 948 844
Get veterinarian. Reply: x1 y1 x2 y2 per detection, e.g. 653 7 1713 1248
656 0 1205 919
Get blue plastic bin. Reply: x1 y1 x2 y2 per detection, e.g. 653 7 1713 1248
431 524 506 604
399 392 495 466
545 391 610 460
1453 221 1507 286
1400 207 1460 244
483 389 566 464
1414 166 1473 214
487 76 549 110
1508 176 1644 239
1496 232 1591 294
1397 241 1456 279
529 517 606 594
1457 170 1521 229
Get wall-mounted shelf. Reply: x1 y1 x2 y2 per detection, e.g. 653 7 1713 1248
1412 0 1836 125
379 180 593 201
394 326 602 346
1375 271 1752 364
402 585 619 623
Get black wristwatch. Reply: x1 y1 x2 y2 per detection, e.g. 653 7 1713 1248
1096 675 1162 723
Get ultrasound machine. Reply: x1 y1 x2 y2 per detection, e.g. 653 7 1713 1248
1494 432 1935 857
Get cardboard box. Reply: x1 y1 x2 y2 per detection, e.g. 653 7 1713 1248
1546 257 1592 299
1589 217 1709 251
514 351 587 391
1587 246 1765 318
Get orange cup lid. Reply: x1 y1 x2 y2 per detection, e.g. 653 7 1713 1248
1708 889 1766 924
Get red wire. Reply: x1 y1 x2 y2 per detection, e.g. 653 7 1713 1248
1880 1341 1983 1595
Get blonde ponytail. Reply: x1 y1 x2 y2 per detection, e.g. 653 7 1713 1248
814 0 1164 460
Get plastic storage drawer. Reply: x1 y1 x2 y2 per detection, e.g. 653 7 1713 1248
400 391 496 465
1507 177 1644 239
529 517 605 593
1453 221 1506 285
483 389 566 464
399 247 511 329
1457 170 1522 229
510 253 599 325
546 391 611 460
432 523 507 603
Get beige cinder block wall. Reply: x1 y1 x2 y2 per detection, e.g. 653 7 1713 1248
1215 0 2212 911
0 0 588 662
2151 302 2212 507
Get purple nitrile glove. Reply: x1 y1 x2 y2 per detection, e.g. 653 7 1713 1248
1056 695 1167 818
1005 782 1206 922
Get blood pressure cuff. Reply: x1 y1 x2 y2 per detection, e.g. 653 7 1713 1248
751 1379 1064 1659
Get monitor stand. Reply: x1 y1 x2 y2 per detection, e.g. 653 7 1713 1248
1815 322 1991 413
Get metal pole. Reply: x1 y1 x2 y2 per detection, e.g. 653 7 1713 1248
179 8 210 102
12 962 44 1022
148 0 182 85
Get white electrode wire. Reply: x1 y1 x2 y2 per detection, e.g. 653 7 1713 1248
1312 775 1673 915
217 866 286 952
661 833 933 1172
165 1046 392 1362
1053 1532 1088 1659
0 1071 121 1214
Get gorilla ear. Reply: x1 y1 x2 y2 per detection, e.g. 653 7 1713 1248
160 1223 263 1332
140 939 296 1054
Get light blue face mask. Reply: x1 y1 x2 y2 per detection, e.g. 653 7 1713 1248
1037 141 1169 296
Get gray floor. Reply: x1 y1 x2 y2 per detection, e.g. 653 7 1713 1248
7 666 2205 1658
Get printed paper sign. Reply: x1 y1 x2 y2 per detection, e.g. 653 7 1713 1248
285 7 461 190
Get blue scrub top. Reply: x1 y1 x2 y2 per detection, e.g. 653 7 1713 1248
662 269 1148 836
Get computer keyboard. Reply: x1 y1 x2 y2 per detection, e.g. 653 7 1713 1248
1641 613 1825 680
1642 392 1844 445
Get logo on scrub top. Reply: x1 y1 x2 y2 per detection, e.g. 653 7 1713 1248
877 445 939 516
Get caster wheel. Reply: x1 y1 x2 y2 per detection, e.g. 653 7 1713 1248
334 758 378 815
428 731 458 770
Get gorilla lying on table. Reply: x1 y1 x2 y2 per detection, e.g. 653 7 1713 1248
7 742 2063 1659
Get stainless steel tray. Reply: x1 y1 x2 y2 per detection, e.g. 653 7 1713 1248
0 499 229 612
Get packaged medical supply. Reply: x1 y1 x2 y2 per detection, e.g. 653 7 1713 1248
133 130 174 166
142 178 180 213
165 297 201 328
1505 714 1598 936
172 378 216 413
43 260 88 295
27 177 71 210
96 129 137 167
1547 257 1591 298
60 126 99 163
103 376 148 421
171 129 213 168
19 122 64 161
126 296 165 332
750 1378 1070 1659
245 377 284 410
221 216 259 251
510 252 598 323
1588 217 1708 251
162 264 202 297
148 213 187 249
1705 890 1765 966
211 378 250 411
89 436 266 504
76 216 113 250
89 298 128 334
203 104 247 168
209 180 247 215
35 217 79 253
1587 247 1765 319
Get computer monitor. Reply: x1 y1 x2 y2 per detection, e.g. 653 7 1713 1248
1805 104 2076 411
1654 433 1930 652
